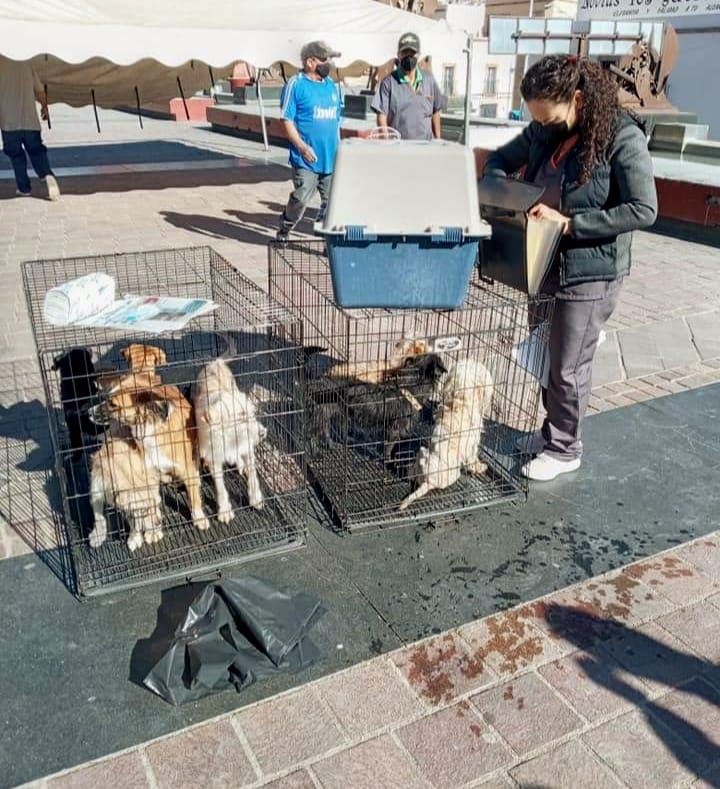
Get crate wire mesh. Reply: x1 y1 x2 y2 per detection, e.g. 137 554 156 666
269 240 553 533
23 247 306 596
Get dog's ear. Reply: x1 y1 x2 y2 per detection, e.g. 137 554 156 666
120 346 132 364
433 356 448 375
151 347 167 367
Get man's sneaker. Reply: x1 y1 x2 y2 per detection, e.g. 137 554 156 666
44 174 60 201
515 429 545 456
275 229 289 243
520 452 581 481
15 189 31 197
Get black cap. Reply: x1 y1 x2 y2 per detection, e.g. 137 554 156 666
397 32 421 53
300 40 341 61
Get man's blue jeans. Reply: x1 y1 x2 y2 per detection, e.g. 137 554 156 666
1 129 53 194
279 167 332 233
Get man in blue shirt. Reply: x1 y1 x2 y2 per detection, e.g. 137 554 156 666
277 40 343 241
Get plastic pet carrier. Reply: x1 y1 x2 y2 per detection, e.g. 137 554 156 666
316 139 491 309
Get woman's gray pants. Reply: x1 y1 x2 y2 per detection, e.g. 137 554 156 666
533 278 623 460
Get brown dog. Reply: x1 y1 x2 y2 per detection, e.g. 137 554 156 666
121 344 167 375
329 336 430 384
90 374 209 532
88 436 163 551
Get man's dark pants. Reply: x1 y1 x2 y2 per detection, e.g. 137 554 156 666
2 129 53 194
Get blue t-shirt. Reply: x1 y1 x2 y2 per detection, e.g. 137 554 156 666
280 72 343 174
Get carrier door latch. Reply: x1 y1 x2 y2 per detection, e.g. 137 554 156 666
430 226 463 244
344 225 378 242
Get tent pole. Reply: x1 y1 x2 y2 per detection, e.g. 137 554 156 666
256 68 269 152
91 88 101 133
208 66 217 104
134 86 144 129
462 34 473 147
176 76 190 120
44 83 51 130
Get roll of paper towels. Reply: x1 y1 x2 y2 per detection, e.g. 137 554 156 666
43 273 116 326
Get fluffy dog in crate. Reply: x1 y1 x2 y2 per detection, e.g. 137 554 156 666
90 369 210 533
305 351 447 467
88 435 164 551
52 347 106 461
193 358 267 519
399 358 494 511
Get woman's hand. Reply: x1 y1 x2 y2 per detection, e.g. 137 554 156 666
528 203 571 235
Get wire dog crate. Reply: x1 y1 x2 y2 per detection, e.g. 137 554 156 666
23 247 306 597
269 240 553 533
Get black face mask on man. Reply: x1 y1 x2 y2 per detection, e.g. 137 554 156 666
399 55 417 73
315 62 331 79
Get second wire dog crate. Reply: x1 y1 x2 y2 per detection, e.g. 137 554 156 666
23 247 306 597
269 240 552 533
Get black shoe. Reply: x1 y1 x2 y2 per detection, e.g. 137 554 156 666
276 229 290 243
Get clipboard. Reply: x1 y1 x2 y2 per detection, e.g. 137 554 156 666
477 176 563 295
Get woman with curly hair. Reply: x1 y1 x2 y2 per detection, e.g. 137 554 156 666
484 54 657 481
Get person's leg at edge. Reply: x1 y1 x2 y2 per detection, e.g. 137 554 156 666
2 130 31 194
23 130 60 200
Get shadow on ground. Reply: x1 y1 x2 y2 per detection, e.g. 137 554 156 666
545 603 720 786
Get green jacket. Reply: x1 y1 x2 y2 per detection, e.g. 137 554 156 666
483 111 658 286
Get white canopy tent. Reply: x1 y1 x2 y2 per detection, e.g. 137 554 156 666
0 0 465 110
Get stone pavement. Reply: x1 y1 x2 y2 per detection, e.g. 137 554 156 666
1 106 720 787
17 532 720 789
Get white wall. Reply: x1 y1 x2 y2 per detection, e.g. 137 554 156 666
666 28 720 138
439 1 517 119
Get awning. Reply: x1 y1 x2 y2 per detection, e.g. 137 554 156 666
0 0 465 108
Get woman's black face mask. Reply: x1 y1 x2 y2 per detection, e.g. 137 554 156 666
400 55 417 72
538 119 571 147
316 62 331 79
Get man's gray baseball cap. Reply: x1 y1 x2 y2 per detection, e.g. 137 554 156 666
397 32 421 53
301 40 341 61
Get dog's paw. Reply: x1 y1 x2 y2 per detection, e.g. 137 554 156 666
250 497 265 511
217 505 233 524
127 531 144 552
144 528 164 545
88 527 106 548
193 513 211 531
467 460 488 477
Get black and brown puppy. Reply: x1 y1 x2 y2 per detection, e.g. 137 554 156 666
305 352 447 469
52 347 105 461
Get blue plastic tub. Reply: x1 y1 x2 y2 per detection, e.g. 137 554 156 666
327 236 480 309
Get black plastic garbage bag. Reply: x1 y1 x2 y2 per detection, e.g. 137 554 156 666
143 576 325 705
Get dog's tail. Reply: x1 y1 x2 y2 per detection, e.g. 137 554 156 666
398 481 432 511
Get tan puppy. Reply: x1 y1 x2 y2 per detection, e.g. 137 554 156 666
121 344 167 375
88 437 163 552
91 376 209 532
329 336 430 384
399 358 493 511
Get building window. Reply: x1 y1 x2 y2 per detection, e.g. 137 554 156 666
442 65 455 97
484 66 497 96
480 103 497 118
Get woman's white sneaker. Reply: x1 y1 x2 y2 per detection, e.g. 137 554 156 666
521 452 581 481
